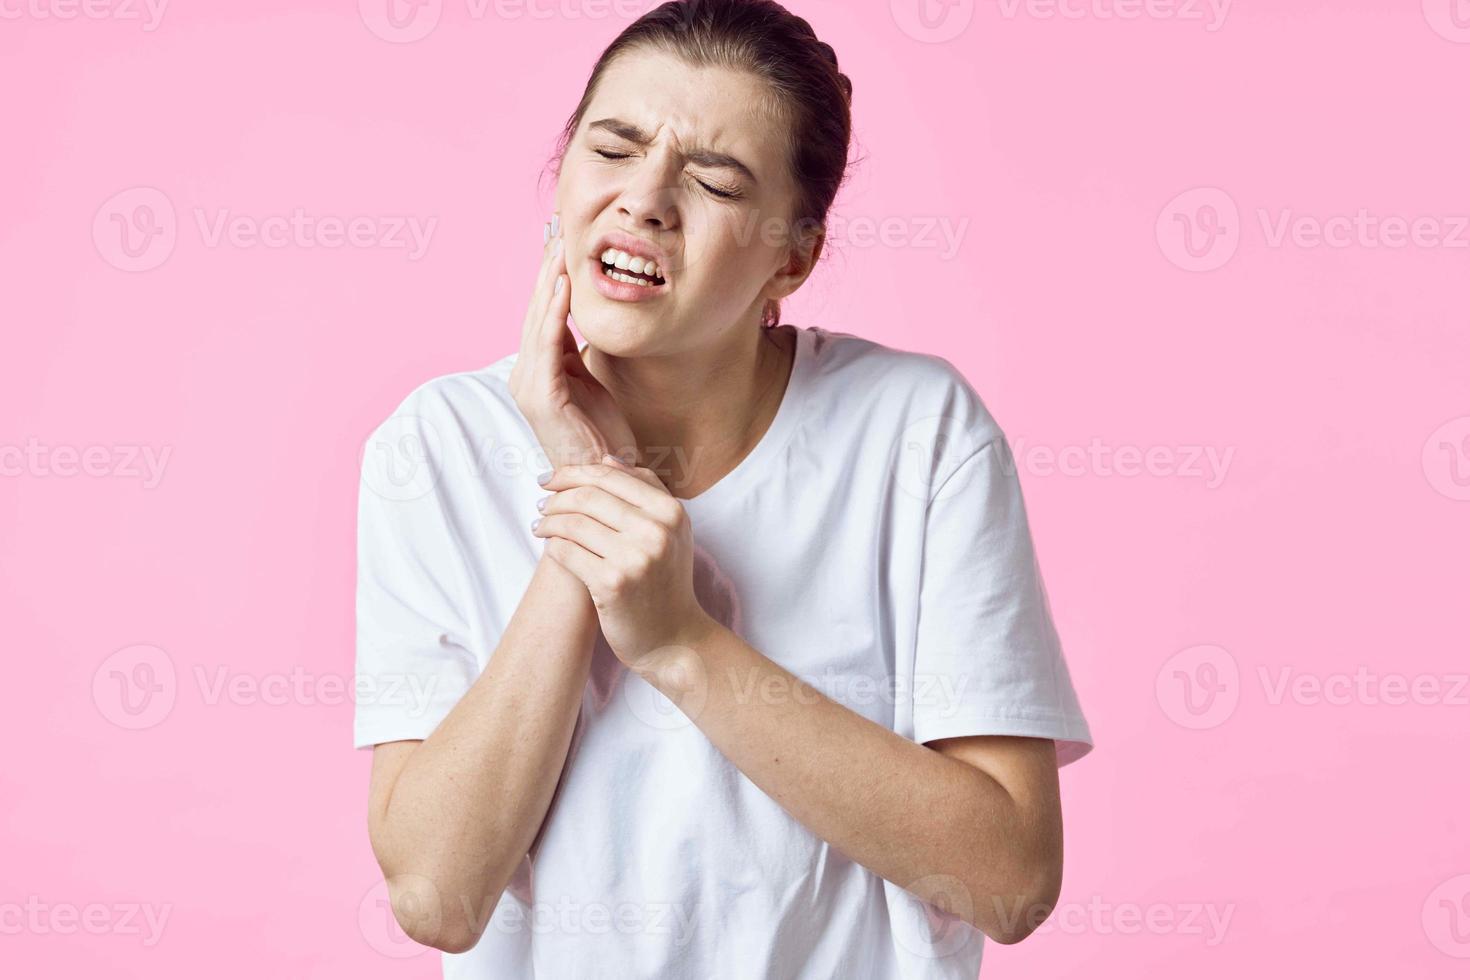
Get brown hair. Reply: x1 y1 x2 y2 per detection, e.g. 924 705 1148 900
546 0 858 329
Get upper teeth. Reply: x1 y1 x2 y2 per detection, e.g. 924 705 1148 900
601 248 663 280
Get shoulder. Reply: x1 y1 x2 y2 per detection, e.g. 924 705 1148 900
360 353 537 502
803 326 1005 450
368 352 525 441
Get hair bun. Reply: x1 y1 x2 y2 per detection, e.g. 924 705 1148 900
813 41 852 103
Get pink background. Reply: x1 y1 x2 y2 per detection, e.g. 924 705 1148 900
3 0 1468 976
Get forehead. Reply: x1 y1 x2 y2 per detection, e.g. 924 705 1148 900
582 49 789 176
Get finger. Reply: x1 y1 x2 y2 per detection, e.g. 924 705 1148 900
602 454 667 490
533 511 620 560
536 262 572 387
542 461 678 515
524 230 568 396
520 215 565 349
543 485 657 536
562 346 590 381
534 215 564 296
561 331 592 381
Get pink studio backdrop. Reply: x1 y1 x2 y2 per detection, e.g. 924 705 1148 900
3 1 1468 977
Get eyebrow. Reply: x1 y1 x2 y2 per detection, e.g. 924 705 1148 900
586 117 759 185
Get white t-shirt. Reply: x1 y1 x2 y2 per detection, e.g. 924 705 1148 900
354 324 1094 979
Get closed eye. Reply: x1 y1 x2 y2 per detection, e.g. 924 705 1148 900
593 149 742 200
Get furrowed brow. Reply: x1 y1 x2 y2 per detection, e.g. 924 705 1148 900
586 117 759 185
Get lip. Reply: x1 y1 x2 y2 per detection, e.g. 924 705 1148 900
588 230 673 302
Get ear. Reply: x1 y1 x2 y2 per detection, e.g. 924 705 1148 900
763 220 825 303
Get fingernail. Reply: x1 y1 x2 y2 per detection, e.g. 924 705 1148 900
531 517 541 532
536 495 549 512
553 236 563 256
536 469 553 485
543 222 550 245
553 275 564 294
550 213 560 237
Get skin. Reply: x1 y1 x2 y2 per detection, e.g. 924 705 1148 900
365 48 1065 954
551 48 816 493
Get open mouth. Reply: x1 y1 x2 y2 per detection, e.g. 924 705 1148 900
598 249 667 288
599 260 666 287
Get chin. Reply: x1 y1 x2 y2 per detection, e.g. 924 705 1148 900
570 303 664 357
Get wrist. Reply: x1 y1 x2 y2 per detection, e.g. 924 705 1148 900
536 551 596 612
629 613 721 694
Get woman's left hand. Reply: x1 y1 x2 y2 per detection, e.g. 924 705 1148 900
532 456 714 668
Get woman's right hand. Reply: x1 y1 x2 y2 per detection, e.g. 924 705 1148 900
509 213 638 473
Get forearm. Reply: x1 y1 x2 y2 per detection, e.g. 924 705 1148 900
371 553 598 947
641 620 1057 942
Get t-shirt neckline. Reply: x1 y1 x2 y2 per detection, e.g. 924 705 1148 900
576 326 812 518
679 324 811 515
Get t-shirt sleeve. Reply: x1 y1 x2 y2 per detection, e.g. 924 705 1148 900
352 390 485 750
911 435 1094 766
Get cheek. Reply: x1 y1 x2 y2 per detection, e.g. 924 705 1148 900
694 235 774 296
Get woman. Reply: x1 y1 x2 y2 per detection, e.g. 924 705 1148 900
354 1 1093 976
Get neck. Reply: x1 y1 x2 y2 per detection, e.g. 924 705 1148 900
582 324 795 498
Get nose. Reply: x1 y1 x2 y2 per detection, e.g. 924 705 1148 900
616 158 680 232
